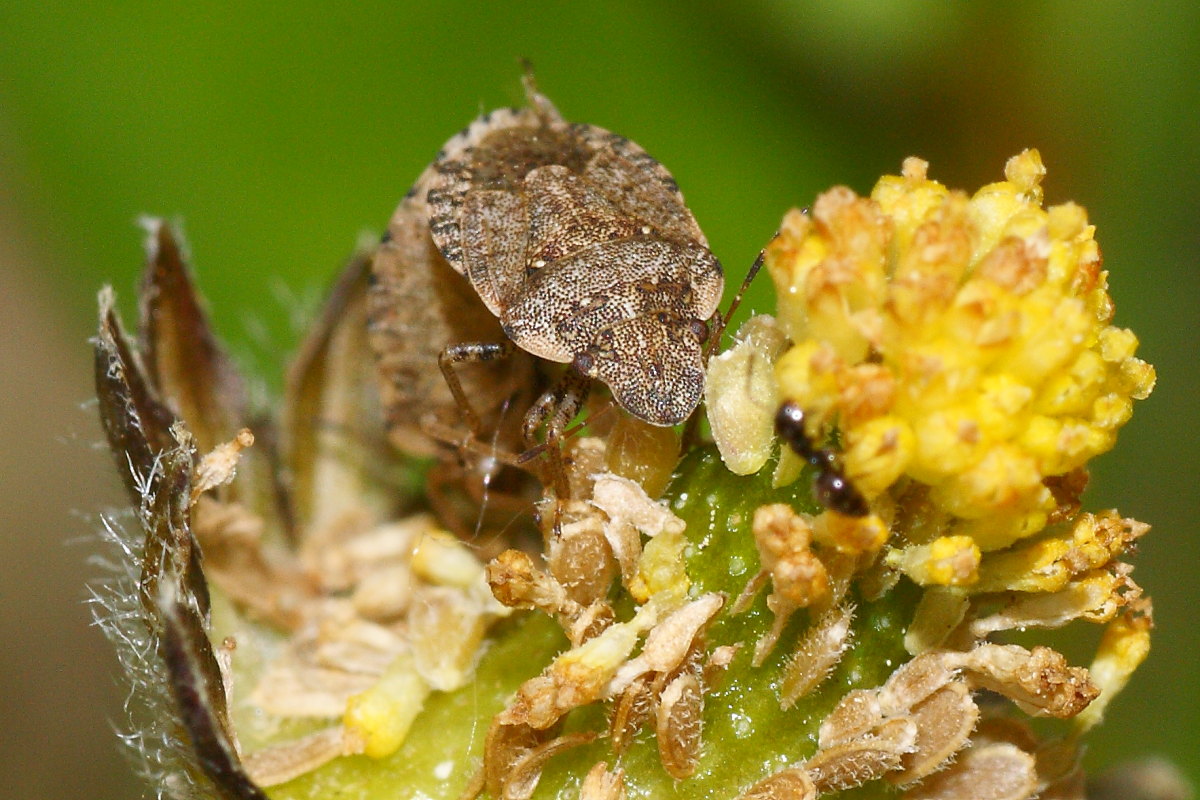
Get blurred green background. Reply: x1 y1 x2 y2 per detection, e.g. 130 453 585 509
1 2 1196 797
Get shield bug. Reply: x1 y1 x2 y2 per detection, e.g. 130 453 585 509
403 76 725 495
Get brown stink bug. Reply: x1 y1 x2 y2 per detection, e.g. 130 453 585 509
369 73 720 506
401 75 725 497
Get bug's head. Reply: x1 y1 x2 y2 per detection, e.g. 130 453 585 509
574 313 710 426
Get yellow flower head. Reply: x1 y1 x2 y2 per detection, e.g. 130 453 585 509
770 151 1154 551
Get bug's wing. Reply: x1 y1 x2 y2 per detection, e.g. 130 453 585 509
459 189 529 318
421 106 552 279
367 199 533 456
576 127 708 247
524 165 641 263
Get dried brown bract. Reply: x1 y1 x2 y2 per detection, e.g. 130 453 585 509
579 762 626 800
655 672 704 779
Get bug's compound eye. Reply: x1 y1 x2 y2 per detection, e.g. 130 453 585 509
687 317 710 344
572 350 598 376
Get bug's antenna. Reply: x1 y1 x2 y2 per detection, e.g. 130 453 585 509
518 58 559 122
704 240 769 361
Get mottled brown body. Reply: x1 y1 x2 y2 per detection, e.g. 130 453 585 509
368 192 547 537
367 196 540 458
420 93 724 427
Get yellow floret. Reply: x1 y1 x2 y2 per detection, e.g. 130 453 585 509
768 151 1153 565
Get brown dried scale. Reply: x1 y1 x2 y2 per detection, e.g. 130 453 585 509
416 79 724 430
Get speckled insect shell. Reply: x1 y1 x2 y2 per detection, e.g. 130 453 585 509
420 101 725 426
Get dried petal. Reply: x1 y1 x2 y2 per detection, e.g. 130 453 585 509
656 672 703 779
1075 600 1153 732
888 680 979 785
972 510 1148 593
191 498 315 629
610 593 723 691
959 644 1098 719
736 767 817 800
591 472 687 553
409 585 491 691
968 567 1142 639
905 587 970 654
242 727 348 787
902 741 1037 800
502 610 652 729
191 428 255 503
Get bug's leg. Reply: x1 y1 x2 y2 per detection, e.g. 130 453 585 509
438 341 517 438
519 368 592 500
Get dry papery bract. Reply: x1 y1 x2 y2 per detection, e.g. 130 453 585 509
728 643 1098 799
93 220 526 791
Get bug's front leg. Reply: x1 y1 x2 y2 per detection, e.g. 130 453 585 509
438 341 518 438
519 367 592 501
